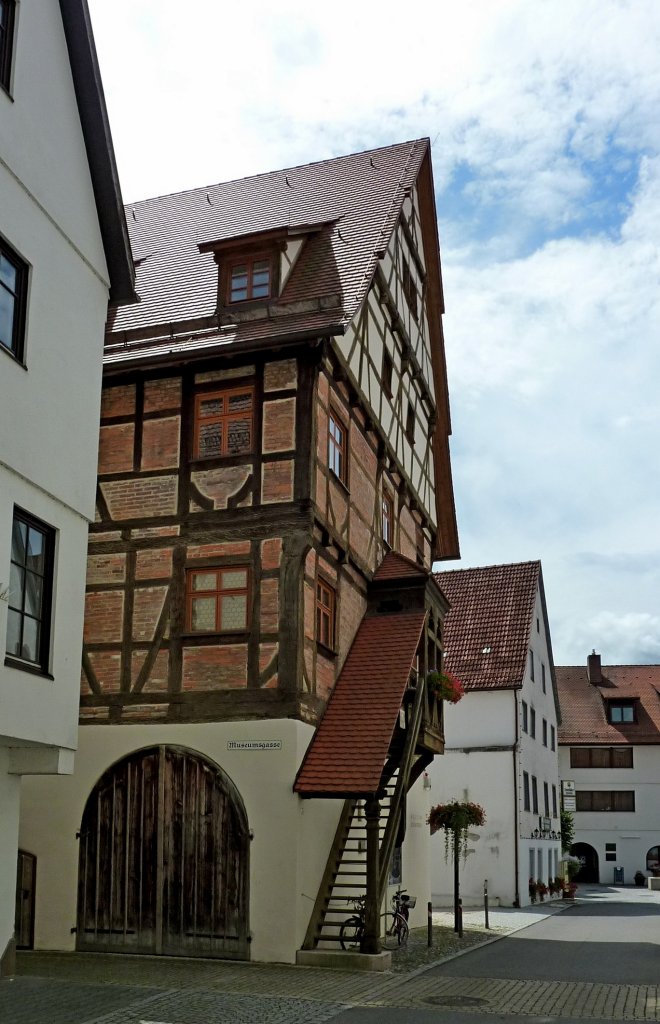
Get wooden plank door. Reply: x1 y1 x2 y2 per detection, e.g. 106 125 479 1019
15 850 36 949
77 745 249 958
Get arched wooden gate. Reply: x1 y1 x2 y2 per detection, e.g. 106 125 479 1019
77 746 249 959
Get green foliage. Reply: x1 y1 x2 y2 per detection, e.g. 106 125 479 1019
560 809 575 853
428 800 486 861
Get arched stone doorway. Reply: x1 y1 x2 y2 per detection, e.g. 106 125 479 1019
646 846 660 874
77 746 249 959
571 842 599 883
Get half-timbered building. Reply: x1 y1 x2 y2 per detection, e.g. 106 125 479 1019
20 138 460 963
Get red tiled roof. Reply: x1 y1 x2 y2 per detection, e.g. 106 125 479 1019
557 664 660 745
105 140 429 356
294 611 426 796
372 551 428 582
434 561 540 690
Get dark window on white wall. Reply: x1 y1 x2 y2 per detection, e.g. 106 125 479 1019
542 719 548 746
530 708 536 738
523 771 530 811
0 0 16 93
5 508 55 673
541 663 546 693
0 237 28 362
552 784 558 817
551 725 556 751
521 700 528 733
544 781 550 816
576 790 635 812
531 776 538 814
529 650 535 681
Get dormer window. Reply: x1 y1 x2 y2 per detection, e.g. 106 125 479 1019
228 255 272 303
608 701 636 724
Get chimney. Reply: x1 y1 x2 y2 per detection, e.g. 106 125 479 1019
587 650 602 685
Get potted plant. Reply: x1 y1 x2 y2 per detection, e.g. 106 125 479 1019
548 878 560 897
536 879 548 902
563 881 578 900
529 877 538 903
634 870 646 887
427 670 465 703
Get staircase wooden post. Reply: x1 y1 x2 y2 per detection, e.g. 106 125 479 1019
361 796 381 954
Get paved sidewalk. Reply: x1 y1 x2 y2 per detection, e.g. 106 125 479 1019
4 886 660 1022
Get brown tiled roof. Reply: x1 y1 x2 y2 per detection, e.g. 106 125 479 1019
105 139 429 358
294 611 426 796
434 561 540 690
372 551 428 582
557 664 660 745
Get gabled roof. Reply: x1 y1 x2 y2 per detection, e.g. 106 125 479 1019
435 561 541 690
104 139 429 356
294 611 426 797
59 0 135 302
373 550 429 583
557 664 660 745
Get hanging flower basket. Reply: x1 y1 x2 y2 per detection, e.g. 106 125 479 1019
427 800 486 861
427 670 465 703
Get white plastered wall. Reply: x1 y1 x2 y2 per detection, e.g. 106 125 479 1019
0 750 21 962
558 743 660 886
20 719 344 964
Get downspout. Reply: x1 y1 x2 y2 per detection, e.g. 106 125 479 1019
512 689 521 907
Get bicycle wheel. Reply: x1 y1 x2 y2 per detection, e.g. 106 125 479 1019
396 918 409 947
339 916 363 950
381 912 409 950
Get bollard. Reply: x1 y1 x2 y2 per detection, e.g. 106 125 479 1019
484 879 490 929
427 900 433 947
457 896 463 938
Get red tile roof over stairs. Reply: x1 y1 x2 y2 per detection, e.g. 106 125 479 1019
294 609 426 797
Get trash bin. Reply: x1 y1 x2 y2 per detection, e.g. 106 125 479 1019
613 867 624 884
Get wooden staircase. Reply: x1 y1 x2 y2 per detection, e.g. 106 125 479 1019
301 771 407 949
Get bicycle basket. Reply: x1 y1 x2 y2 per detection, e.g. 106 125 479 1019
401 895 417 908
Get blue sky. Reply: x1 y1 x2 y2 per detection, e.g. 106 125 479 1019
88 0 660 666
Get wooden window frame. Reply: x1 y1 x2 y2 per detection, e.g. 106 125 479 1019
570 746 633 769
382 349 393 398
316 577 336 652
382 490 394 548
0 0 15 94
401 253 418 322
227 252 273 304
607 701 636 724
5 507 55 675
575 790 635 812
193 385 254 460
0 236 28 362
405 401 416 446
328 408 348 486
185 566 250 634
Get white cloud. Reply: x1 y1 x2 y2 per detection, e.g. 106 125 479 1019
88 0 660 664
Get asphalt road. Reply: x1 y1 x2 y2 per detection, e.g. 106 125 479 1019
422 898 660 985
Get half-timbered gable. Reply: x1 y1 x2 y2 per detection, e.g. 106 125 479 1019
21 139 461 964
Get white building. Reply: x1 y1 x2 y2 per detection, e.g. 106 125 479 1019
0 0 133 973
430 562 562 907
557 653 660 886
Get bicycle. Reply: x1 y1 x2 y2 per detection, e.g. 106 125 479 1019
339 895 366 950
382 888 414 949
339 889 415 950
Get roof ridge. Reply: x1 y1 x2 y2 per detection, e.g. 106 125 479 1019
124 138 430 209
435 559 541 578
